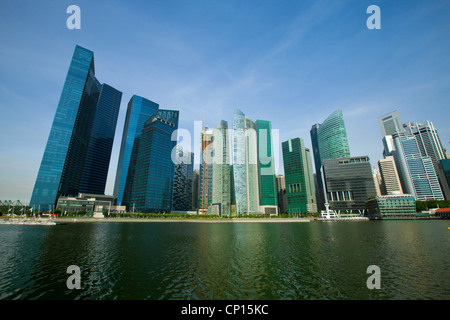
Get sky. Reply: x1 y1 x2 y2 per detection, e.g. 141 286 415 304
0 0 449 205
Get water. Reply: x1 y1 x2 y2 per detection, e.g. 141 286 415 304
0 220 449 300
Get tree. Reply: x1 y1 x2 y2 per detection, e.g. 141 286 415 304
415 201 427 212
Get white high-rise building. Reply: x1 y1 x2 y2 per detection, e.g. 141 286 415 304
211 120 231 216
232 109 260 215
378 111 444 201
378 156 403 195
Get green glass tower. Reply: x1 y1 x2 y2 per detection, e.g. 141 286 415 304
282 138 317 214
310 110 350 209
256 120 278 214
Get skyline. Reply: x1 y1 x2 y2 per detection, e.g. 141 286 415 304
1 0 450 204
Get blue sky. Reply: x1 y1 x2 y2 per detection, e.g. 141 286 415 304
1 0 449 204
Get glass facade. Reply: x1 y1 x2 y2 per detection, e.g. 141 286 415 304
367 195 416 219
232 109 260 215
256 120 278 208
322 156 378 213
30 45 121 211
310 110 350 210
317 110 350 161
113 95 159 206
172 146 194 211
198 128 214 213
282 138 317 214
393 132 444 200
378 110 403 137
123 110 179 212
438 159 450 199
79 84 122 194
211 120 231 216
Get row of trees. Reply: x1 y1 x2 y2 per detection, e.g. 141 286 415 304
415 200 450 212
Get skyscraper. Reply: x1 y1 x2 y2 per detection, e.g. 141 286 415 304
276 175 288 214
437 160 450 199
256 120 278 215
122 109 179 212
172 146 194 211
233 109 260 215
378 110 403 137
211 120 231 216
378 111 444 201
378 156 403 195
192 169 199 210
113 95 159 206
310 110 350 209
30 45 122 211
403 121 447 166
79 84 122 194
322 156 377 213
392 131 444 200
199 127 214 214
282 138 317 214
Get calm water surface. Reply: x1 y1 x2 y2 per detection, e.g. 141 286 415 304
0 220 449 300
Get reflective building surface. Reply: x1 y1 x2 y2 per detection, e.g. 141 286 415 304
122 109 179 212
30 46 121 211
282 138 317 214
322 156 378 213
113 95 159 206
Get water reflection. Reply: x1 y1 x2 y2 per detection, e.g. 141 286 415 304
0 220 449 300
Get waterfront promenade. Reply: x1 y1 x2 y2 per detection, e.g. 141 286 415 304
54 216 313 223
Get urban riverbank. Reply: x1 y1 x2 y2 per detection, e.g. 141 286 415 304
54 217 313 223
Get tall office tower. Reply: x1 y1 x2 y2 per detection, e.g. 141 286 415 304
276 175 288 214
192 169 199 210
378 156 403 195
310 110 350 210
392 131 444 200
172 146 194 211
230 165 235 206
282 138 317 214
378 110 445 201
211 121 231 216
310 124 324 209
114 95 159 206
199 127 214 214
436 160 450 199
79 84 122 194
233 109 260 215
123 110 179 212
30 45 122 211
378 110 403 137
322 156 378 214
403 121 447 165
256 120 278 215
372 169 383 196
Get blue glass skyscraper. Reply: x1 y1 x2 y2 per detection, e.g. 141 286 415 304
113 95 159 206
79 84 122 194
30 45 122 211
122 109 179 212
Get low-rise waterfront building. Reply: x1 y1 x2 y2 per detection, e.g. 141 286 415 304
367 193 416 219
56 193 126 214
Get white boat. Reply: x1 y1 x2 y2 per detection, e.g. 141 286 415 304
317 204 368 221
0 215 56 225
